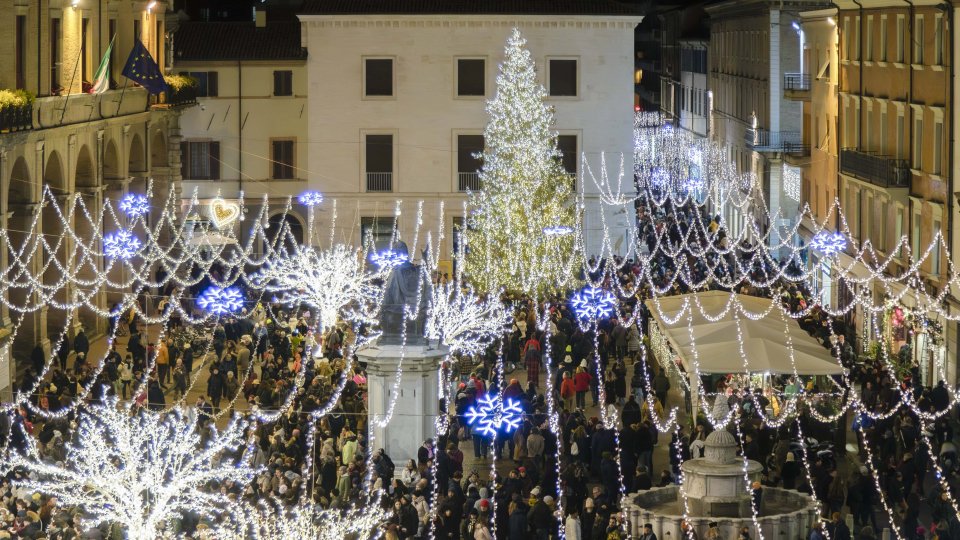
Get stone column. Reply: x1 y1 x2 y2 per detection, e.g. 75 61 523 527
360 343 448 464
0 149 9 329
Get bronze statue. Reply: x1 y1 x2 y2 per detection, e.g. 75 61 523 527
380 242 429 344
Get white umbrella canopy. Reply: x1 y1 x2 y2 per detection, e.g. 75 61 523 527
647 290 844 376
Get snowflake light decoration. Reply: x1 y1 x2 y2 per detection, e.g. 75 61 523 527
543 225 574 236
197 286 245 315
571 286 616 320
810 231 847 256
371 248 409 269
425 282 510 356
465 393 523 437
117 194 149 218
298 190 324 207
650 167 671 189
103 231 142 260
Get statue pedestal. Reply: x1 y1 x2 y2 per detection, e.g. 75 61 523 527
359 342 448 465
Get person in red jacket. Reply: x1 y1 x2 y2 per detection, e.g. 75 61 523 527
574 365 592 410
560 371 577 411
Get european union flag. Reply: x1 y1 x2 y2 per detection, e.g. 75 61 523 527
121 39 167 95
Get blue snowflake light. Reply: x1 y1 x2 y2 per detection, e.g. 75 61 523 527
371 249 409 269
810 231 847 256
571 286 616 320
298 191 324 207
650 168 671 189
465 394 523 437
543 225 574 236
197 286 245 315
118 194 149 218
103 231 142 259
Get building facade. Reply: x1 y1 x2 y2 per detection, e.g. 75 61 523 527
174 12 309 246
297 1 642 264
835 0 957 385
707 0 830 249
0 0 189 396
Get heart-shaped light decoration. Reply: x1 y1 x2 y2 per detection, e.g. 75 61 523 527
209 198 240 229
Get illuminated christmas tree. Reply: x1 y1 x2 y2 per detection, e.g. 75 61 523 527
465 28 580 297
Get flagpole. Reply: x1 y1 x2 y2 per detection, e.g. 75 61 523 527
59 35 86 125
89 34 115 122
116 29 137 116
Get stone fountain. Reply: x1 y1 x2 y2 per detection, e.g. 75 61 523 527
624 430 819 540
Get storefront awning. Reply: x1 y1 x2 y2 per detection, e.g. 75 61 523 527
645 291 844 376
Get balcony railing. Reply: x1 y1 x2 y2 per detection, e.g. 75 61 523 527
366 172 393 192
840 148 910 188
164 85 198 107
0 103 33 133
744 129 809 154
458 172 481 192
783 73 811 91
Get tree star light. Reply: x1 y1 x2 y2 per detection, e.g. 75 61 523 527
465 393 523 437
117 194 149 218
197 286 245 315
571 286 616 320
103 231 142 259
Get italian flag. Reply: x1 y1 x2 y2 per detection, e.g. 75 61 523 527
89 35 115 94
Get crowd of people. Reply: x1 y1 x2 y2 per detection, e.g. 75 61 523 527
0 192 958 540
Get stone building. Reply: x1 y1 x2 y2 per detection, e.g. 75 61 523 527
0 0 192 395
296 0 642 263
174 10 309 249
707 0 831 247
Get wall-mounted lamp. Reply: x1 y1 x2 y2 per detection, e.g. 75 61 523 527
792 21 801 31
71 0 79 8
827 17 836 26
147 1 157 12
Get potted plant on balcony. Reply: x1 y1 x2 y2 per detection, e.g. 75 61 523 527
162 74 199 106
0 89 35 132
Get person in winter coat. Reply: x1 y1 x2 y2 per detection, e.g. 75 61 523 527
560 372 577 411
207 366 224 409
73 328 89 358
574 365 592 409
172 360 188 398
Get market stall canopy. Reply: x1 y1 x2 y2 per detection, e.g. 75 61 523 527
645 291 844 376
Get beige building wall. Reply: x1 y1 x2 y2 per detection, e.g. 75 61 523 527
799 9 839 229
837 0 949 282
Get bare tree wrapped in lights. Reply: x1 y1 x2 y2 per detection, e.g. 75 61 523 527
425 281 511 356
465 28 580 297
10 399 256 540
250 243 382 332
215 498 390 540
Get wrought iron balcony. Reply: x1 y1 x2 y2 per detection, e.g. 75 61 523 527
840 149 910 188
744 129 808 154
164 85 198 107
783 73 811 100
458 172 481 192
0 102 33 133
366 172 393 192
